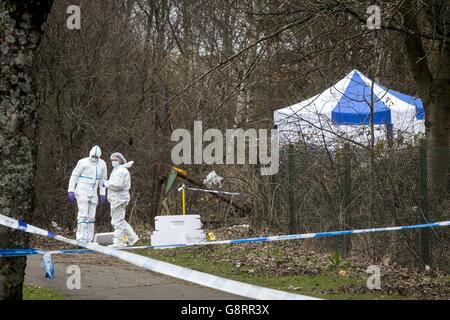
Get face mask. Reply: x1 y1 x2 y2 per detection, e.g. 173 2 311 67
91 157 98 163
112 161 120 168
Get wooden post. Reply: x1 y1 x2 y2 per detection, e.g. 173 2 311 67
150 163 165 227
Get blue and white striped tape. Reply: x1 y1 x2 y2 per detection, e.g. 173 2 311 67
98 219 450 249
0 213 317 300
0 248 94 257
2 219 450 256
75 219 450 248
0 248 42 257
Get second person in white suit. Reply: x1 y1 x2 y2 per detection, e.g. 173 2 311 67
103 152 139 248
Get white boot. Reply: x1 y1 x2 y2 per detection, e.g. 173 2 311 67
107 238 126 248
127 234 139 247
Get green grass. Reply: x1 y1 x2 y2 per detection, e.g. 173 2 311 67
23 285 67 300
139 248 409 300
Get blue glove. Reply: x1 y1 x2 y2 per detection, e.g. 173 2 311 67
100 195 106 206
68 192 75 204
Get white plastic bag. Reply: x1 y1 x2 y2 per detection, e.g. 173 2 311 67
203 170 224 188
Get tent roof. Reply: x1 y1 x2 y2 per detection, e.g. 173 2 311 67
274 69 424 144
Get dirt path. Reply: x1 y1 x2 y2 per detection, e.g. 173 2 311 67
25 253 245 300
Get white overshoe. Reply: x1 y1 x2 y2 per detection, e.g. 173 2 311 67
128 235 139 247
107 242 126 248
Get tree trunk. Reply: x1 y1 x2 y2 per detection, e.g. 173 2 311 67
234 0 258 129
427 44 450 200
0 0 52 300
401 2 450 200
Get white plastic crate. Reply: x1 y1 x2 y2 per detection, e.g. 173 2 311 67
154 215 202 231
150 230 186 245
185 231 206 244
93 232 114 244
151 215 205 247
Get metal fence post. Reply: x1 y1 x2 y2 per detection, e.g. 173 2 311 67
341 143 352 255
287 144 297 233
419 139 431 266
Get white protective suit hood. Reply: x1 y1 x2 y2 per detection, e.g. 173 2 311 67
89 145 102 162
106 159 133 207
119 161 134 169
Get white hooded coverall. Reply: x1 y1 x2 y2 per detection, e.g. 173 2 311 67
68 146 107 242
105 161 138 245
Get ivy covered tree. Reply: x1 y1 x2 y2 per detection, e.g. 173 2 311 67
0 0 53 300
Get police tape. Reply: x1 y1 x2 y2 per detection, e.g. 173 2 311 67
117 217 450 250
2 219 450 255
0 248 42 257
185 187 247 197
0 248 94 257
0 213 318 300
64 218 450 248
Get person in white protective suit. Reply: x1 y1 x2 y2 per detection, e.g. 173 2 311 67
68 145 108 242
103 152 139 248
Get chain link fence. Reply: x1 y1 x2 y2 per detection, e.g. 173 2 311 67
272 139 449 271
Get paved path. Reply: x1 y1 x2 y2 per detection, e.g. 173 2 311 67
25 253 245 300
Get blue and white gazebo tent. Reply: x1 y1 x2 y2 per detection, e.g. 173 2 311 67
274 69 425 145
